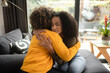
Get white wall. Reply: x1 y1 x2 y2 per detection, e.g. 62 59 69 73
0 0 5 35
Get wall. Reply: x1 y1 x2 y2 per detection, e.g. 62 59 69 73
0 0 5 35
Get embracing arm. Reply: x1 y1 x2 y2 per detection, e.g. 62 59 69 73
52 37 80 64
53 40 81 61
34 29 81 61
47 30 81 61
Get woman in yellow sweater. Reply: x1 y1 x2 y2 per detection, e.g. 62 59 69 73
21 6 81 73
35 11 86 73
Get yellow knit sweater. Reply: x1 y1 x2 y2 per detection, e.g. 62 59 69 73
21 29 81 73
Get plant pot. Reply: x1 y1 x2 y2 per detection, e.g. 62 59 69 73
102 37 110 45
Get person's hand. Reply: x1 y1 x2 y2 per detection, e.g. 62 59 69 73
37 34 55 55
34 30 55 55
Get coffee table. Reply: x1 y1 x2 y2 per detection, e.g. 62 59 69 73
89 40 110 64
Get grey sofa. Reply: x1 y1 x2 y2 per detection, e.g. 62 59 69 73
0 29 110 73
79 49 110 73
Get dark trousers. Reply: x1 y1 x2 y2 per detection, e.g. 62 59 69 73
19 70 27 73
47 67 67 73
19 67 67 73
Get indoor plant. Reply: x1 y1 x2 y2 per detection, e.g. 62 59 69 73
99 15 110 45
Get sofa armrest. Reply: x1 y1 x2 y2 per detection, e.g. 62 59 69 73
79 49 110 73
0 54 26 73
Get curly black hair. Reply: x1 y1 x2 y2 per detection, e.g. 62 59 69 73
30 6 54 30
52 11 78 39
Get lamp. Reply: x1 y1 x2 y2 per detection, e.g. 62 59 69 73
1 0 28 32
1 0 8 7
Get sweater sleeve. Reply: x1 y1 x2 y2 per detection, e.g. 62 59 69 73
50 32 81 61
54 42 81 61
52 41 80 65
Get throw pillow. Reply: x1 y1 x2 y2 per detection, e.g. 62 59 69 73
0 29 23 54
9 37 30 54
5 29 23 43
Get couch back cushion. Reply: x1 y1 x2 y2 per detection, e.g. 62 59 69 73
0 29 23 54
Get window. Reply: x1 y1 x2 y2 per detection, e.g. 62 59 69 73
79 0 110 41
27 0 76 33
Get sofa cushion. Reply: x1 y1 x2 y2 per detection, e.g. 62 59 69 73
0 29 23 54
0 54 26 73
79 49 110 73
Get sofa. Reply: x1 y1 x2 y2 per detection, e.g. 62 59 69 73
0 29 110 73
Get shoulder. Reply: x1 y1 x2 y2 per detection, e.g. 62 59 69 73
45 29 63 41
30 35 38 43
45 29 60 37
46 29 62 39
31 35 36 40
